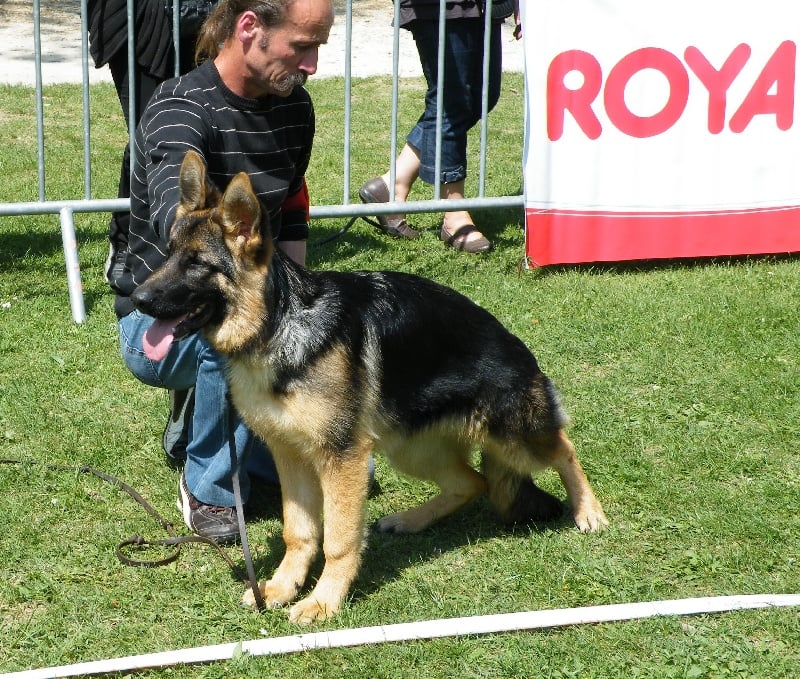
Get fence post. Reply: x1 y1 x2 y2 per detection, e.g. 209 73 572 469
59 207 87 324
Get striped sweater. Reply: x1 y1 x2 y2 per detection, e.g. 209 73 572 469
108 59 315 318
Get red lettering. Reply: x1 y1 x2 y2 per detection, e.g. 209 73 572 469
546 41 796 140
547 50 603 141
604 48 689 138
730 40 795 132
684 43 751 134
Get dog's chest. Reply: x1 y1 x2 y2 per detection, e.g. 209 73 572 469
227 358 289 425
226 356 340 449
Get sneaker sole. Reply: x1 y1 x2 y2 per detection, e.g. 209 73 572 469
177 474 194 533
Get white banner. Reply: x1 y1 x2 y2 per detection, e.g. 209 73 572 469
522 0 800 264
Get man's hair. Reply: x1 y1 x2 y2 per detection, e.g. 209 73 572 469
194 0 296 62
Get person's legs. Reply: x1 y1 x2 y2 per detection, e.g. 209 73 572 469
106 50 134 265
406 19 502 250
409 20 502 181
119 309 255 503
407 21 469 185
359 143 421 239
183 340 254 507
118 309 260 541
380 143 420 202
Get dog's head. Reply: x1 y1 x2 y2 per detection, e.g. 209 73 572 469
130 150 273 358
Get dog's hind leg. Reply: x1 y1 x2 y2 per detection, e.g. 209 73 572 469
481 451 565 525
377 433 488 534
547 430 608 532
483 430 608 533
288 446 373 624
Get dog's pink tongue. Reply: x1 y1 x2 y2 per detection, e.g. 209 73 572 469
143 316 186 361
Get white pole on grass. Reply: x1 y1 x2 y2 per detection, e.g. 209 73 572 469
2 595 799 678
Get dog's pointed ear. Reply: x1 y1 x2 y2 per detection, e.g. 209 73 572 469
178 150 208 214
219 172 263 247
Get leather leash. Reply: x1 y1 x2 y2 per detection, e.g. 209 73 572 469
308 215 360 246
1 450 265 610
227 392 266 611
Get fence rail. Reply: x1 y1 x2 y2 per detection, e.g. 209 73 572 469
0 0 524 322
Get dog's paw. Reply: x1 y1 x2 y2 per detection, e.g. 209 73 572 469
241 585 264 610
376 511 425 534
573 502 609 533
240 579 297 610
288 596 339 624
376 513 404 533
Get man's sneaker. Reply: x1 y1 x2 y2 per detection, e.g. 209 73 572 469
177 473 240 545
163 388 194 467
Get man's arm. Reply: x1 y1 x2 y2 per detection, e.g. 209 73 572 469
137 93 211 240
276 97 315 266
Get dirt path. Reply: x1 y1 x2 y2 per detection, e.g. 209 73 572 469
0 0 523 85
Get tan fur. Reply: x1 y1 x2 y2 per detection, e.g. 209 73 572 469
208 177 273 354
233 343 377 622
548 431 609 533
230 343 359 450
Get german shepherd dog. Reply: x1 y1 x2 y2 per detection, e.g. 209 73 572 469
131 151 609 624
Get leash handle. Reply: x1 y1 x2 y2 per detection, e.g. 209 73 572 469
2 458 256 592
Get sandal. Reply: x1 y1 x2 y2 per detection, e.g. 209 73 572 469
440 223 492 254
358 177 420 239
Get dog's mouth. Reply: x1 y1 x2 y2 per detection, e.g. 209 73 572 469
142 304 216 361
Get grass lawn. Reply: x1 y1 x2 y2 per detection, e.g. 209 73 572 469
0 75 798 677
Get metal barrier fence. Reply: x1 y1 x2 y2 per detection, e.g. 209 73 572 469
0 0 524 323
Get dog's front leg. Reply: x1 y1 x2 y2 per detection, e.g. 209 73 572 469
242 455 322 610
288 449 372 624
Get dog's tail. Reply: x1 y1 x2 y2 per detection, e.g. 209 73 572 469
480 453 565 525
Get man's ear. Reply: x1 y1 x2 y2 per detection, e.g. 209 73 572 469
235 9 260 45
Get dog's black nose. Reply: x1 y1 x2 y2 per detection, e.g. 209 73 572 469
130 284 153 311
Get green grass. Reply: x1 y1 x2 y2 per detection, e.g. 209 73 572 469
1 76 799 677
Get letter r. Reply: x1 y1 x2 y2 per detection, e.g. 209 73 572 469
547 50 603 141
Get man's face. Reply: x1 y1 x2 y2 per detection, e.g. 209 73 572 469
247 0 334 97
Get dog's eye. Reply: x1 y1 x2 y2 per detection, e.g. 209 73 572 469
180 250 207 269
181 250 223 277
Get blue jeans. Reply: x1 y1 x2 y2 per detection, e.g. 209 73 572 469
406 18 503 185
118 310 278 507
